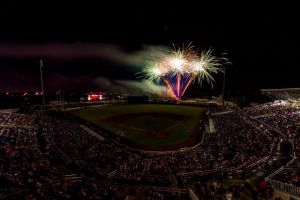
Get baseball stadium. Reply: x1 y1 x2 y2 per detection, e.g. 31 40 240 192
1 4 299 199
69 104 207 150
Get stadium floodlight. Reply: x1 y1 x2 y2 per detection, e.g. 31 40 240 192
40 59 45 110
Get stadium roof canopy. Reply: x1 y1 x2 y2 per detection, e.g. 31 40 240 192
261 88 300 101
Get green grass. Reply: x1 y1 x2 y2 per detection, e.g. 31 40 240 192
69 104 206 147
124 114 176 132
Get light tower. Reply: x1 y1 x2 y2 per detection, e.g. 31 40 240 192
40 59 45 111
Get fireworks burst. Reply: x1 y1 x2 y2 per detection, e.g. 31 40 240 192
141 44 225 100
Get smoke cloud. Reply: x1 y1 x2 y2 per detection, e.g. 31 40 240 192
0 43 170 92
0 43 169 68
93 77 168 96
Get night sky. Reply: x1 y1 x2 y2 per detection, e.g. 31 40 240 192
0 2 299 96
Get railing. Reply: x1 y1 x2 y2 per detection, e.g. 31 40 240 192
245 141 275 169
270 180 300 197
265 156 296 182
0 189 29 200
209 110 234 116
149 186 188 193
189 188 200 200
288 139 297 161
265 167 284 182
108 169 118 177
286 157 296 166
245 155 270 169
179 167 241 176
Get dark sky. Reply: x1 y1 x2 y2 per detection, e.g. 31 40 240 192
0 2 299 95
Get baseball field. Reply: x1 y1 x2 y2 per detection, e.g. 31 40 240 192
69 104 207 150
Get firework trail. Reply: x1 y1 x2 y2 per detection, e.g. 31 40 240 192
141 43 224 100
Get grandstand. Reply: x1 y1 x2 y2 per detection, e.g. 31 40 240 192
1 91 300 199
258 88 300 199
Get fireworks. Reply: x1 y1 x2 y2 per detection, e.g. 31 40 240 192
142 44 224 100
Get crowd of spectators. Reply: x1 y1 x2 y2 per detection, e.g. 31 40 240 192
1 99 299 199
0 112 124 199
243 101 286 117
243 101 300 156
192 177 245 200
239 100 300 199
146 188 190 200
167 111 272 175
118 155 171 186
0 113 56 198
46 118 133 177
0 112 34 127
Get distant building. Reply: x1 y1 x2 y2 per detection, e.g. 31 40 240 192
81 92 104 102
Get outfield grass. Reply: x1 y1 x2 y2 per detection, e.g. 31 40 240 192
124 114 177 132
69 104 206 147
